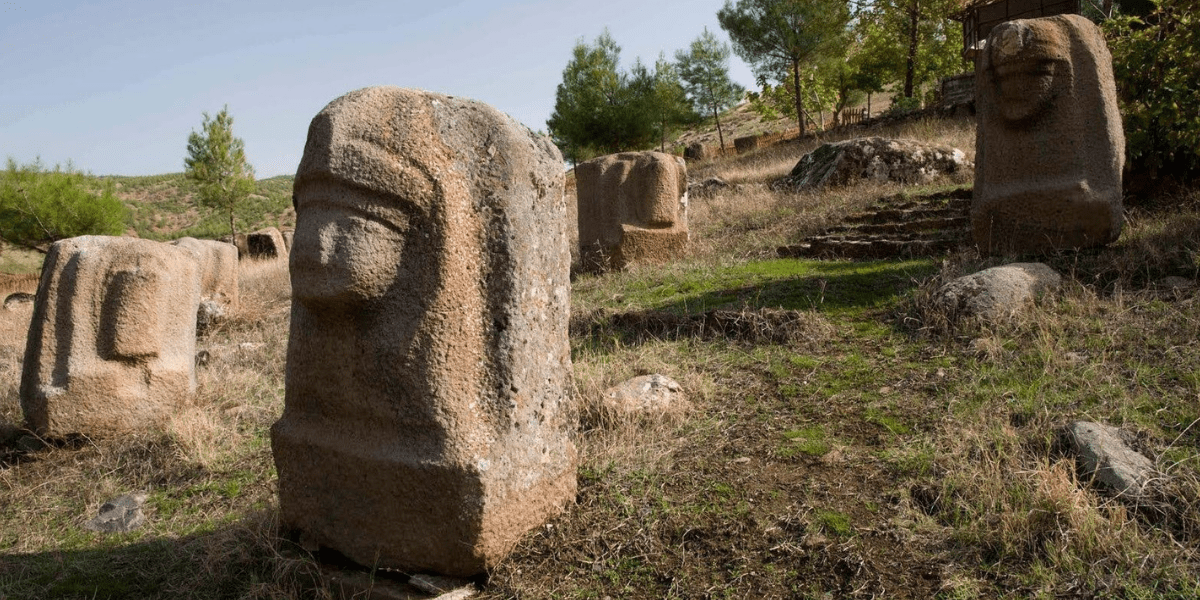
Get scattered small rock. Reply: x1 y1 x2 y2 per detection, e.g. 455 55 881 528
409 574 476 598
84 493 148 533
196 299 226 334
688 176 731 197
1062 351 1088 365
195 349 212 368
593 374 687 425
15 435 45 453
1064 421 1157 500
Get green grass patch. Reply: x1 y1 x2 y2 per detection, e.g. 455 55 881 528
780 426 832 457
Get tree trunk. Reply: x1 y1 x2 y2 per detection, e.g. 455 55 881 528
228 208 236 244
905 0 920 98
714 106 726 152
792 58 806 136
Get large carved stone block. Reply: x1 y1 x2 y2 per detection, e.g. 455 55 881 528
972 14 1124 254
171 237 239 309
271 86 575 577
576 151 688 270
20 236 201 436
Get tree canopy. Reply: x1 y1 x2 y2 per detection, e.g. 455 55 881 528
1105 0 1200 180
675 29 745 150
0 159 128 253
184 106 255 241
718 0 850 135
858 0 965 100
548 31 696 163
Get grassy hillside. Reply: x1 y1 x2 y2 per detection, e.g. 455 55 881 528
109 173 295 241
3 115 1200 599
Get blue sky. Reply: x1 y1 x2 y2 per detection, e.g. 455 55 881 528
0 0 754 177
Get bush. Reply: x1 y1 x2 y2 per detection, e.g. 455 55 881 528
1105 0 1200 184
0 159 129 252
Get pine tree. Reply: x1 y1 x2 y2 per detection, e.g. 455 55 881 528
184 106 255 242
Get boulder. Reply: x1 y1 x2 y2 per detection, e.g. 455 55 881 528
936 262 1061 322
1064 421 1156 500
171 237 239 309
271 87 575 577
972 15 1124 254
773 137 972 191
576 151 689 270
20 236 201 437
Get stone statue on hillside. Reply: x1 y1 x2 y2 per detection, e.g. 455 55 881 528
271 86 575 577
972 14 1124 254
21 236 201 437
576 151 688 270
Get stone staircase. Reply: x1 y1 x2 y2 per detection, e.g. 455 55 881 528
778 187 972 260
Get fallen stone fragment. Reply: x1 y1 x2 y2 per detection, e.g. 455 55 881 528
85 493 147 533
1065 421 1157 500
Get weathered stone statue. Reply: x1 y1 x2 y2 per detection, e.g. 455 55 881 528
271 86 575 577
172 237 239 309
576 151 689 270
972 14 1124 254
21 236 201 436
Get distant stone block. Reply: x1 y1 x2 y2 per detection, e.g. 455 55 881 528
576 151 688 270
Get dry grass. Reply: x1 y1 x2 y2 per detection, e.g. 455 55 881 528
4 115 1200 599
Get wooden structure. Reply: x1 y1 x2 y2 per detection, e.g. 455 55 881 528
954 0 1080 61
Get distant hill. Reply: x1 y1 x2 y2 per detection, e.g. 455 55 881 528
104 173 295 241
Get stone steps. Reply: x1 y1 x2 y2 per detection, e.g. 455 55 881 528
778 188 972 260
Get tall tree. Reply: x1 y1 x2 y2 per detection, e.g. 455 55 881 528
0 158 128 253
859 0 964 100
718 0 851 136
184 106 255 242
647 54 697 152
675 29 745 151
